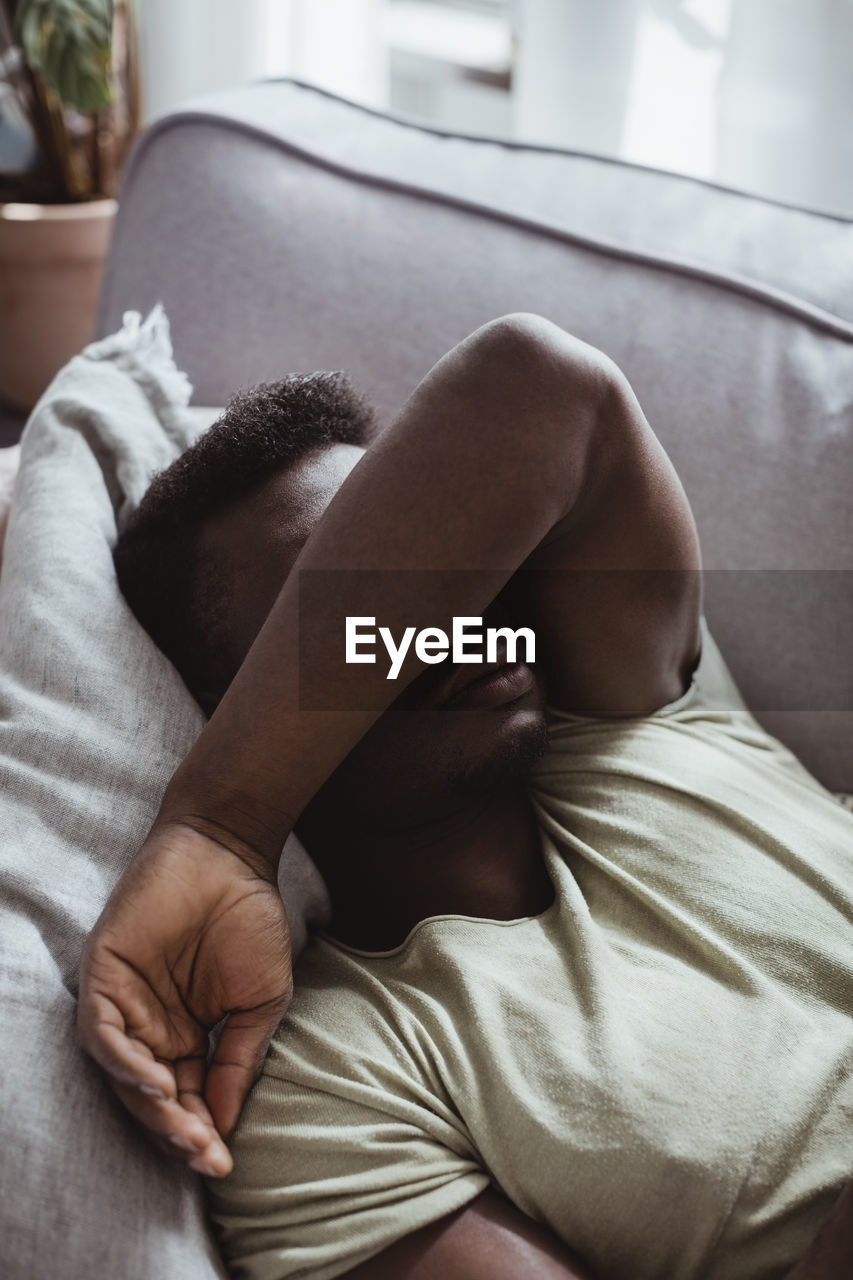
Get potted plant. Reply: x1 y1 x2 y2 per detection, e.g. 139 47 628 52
0 0 138 410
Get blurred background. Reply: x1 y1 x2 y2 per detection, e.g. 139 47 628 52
140 0 853 217
1 0 852 429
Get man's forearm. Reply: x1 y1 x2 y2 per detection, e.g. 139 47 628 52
158 314 616 863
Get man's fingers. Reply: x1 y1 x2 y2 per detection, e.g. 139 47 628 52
173 1055 232 1171
111 1074 233 1177
114 1057 232 1176
205 1002 289 1139
79 989 234 1174
77 988 176 1097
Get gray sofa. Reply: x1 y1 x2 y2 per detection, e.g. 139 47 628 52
3 78 850 1280
100 77 852 794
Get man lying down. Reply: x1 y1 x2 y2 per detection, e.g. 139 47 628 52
80 314 853 1280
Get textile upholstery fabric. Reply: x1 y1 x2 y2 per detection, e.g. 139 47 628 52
97 80 853 792
0 309 328 1280
0 443 20 558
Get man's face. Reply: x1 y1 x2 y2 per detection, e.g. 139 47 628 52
198 444 548 833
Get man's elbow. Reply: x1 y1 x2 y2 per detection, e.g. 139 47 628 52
449 313 619 470
462 313 618 417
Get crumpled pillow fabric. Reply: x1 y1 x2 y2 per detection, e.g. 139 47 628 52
0 307 328 1280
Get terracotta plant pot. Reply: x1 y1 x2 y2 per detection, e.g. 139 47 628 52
0 198 117 411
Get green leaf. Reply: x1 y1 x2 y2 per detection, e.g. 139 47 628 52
19 4 44 71
14 0 114 113
75 52 112 112
43 27 67 92
53 28 77 106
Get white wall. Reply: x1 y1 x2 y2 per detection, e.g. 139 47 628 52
714 0 853 213
135 0 388 121
135 0 270 121
281 0 389 106
513 0 644 155
133 0 853 216
511 0 853 215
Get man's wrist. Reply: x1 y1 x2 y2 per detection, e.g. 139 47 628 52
153 804 289 876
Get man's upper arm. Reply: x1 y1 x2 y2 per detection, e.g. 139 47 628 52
340 1188 595 1280
500 353 702 717
205 1002 492 1280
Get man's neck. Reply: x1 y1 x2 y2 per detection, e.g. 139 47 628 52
298 785 553 952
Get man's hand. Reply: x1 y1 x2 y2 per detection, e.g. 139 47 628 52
77 822 293 1176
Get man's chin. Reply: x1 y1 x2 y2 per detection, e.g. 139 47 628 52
298 693 549 837
443 706 549 799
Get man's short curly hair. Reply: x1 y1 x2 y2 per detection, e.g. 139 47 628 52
114 371 374 708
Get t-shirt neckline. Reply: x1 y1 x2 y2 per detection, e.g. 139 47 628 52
315 865 561 961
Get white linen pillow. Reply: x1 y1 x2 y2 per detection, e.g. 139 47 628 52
0 443 20 564
0 308 329 1280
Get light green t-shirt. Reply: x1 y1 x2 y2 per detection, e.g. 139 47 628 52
208 621 853 1280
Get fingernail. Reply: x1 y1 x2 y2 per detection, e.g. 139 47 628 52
169 1134 200 1153
138 1083 165 1100
188 1157 217 1177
